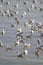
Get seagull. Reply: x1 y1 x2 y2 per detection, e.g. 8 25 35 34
5 45 13 52
37 38 41 45
17 28 22 33
1 29 5 36
35 49 39 58
14 3 19 9
6 1 10 5
28 19 35 24
24 43 31 49
0 41 2 47
15 40 20 47
23 49 28 55
24 22 31 28
17 49 28 58
37 45 43 51
17 52 24 58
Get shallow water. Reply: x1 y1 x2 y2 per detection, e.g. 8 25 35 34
0 0 43 65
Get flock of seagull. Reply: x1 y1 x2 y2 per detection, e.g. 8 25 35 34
0 0 43 58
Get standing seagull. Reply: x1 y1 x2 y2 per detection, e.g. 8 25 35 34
24 43 31 49
37 38 41 45
35 49 40 58
17 49 28 58
5 45 13 52
17 52 24 58
15 40 20 47
0 41 2 47
1 29 5 36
